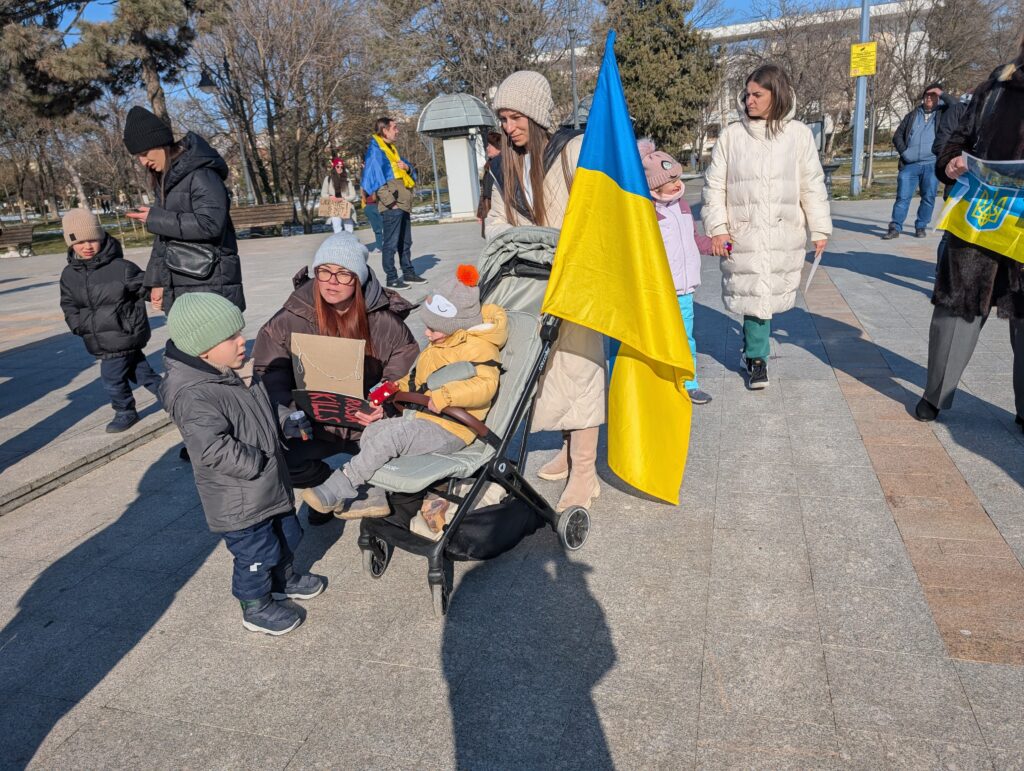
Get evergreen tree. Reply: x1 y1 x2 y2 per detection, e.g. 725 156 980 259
599 0 720 160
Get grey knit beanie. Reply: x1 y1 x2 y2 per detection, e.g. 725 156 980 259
168 292 245 357
492 71 555 130
309 232 369 286
419 265 483 335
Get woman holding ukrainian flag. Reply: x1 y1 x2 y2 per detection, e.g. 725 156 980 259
918 37 1024 430
485 71 607 513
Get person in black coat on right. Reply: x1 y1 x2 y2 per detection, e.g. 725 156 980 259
916 37 1024 431
123 106 245 314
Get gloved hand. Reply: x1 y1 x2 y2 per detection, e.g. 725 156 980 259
283 411 312 440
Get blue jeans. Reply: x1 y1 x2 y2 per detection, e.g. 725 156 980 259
364 202 383 251
380 207 415 283
890 160 938 232
221 511 303 601
678 293 699 390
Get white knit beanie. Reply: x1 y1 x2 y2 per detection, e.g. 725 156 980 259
492 71 555 130
309 232 369 286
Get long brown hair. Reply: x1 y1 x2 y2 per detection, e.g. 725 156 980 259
499 118 550 226
746 64 795 138
148 142 184 204
312 277 375 357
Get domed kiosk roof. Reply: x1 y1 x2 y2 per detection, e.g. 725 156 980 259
417 93 497 138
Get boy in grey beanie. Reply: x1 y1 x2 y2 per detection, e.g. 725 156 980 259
302 265 509 535
161 292 327 636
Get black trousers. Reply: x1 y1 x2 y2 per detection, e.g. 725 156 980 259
221 511 302 601
99 350 161 413
283 434 359 488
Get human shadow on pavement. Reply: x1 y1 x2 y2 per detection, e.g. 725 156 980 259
823 248 937 298
411 253 441 275
0 447 216 770
442 540 616 770
695 302 1024 476
0 324 166 475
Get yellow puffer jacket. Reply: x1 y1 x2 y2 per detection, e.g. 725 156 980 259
395 304 509 444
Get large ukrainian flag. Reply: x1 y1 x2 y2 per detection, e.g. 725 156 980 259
542 30 694 505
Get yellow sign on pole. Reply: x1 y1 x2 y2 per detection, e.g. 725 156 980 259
850 42 877 77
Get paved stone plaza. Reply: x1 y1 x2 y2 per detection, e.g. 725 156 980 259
1 199 1023 768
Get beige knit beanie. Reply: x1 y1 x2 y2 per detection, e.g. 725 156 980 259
492 71 555 130
61 208 104 246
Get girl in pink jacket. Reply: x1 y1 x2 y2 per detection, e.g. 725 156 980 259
640 141 714 404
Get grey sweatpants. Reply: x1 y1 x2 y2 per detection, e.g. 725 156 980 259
345 416 465 487
924 304 1024 418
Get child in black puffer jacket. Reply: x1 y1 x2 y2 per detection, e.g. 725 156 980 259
58 208 162 433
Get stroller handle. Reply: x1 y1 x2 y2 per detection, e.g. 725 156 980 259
392 392 497 444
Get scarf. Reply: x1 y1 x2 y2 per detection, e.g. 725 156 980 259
373 135 415 189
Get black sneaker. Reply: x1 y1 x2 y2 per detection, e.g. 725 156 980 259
881 227 899 240
1015 415 1023 433
746 358 769 390
271 566 326 601
914 398 939 422
106 410 140 433
240 596 301 636
914 227 927 238
402 273 427 284
386 279 410 290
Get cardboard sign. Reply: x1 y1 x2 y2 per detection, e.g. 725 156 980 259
293 389 374 430
290 332 365 397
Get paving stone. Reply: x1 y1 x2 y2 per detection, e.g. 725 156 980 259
956 661 1024 751
825 646 984 743
711 528 811 584
815 584 945 655
706 577 820 643
796 464 885 500
713 492 802 532
837 729 993 770
701 634 833 726
696 713 841 770
799 496 900 540
0 693 94 770
807 535 918 589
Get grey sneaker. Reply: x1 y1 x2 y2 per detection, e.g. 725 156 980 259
271 566 326 601
106 410 139 433
687 388 713 405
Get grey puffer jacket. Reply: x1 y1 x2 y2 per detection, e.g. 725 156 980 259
161 341 293 533
145 132 246 313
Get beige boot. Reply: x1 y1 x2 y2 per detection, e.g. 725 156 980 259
537 432 570 481
556 427 601 512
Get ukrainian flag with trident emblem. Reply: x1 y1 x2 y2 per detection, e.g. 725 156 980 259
541 30 695 504
938 154 1024 262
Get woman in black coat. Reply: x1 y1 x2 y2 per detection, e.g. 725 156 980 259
123 106 245 313
917 39 1024 430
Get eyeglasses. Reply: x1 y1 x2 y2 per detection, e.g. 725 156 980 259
315 266 357 285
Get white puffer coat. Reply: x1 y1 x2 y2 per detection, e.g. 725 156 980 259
702 99 832 319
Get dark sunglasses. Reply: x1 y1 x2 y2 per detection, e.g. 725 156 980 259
315 266 357 285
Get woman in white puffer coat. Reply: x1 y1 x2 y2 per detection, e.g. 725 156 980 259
703 64 832 390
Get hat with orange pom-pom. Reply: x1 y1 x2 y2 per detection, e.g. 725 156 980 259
419 264 483 335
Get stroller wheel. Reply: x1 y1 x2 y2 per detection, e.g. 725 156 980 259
362 536 391 579
557 506 590 551
430 581 450 618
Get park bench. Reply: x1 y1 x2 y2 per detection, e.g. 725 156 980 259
231 202 297 237
0 222 35 257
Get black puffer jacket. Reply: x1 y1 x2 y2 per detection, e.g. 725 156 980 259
252 265 418 442
932 59 1024 320
59 234 151 358
161 341 293 533
145 132 246 312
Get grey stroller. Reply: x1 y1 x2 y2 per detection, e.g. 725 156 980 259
358 227 592 616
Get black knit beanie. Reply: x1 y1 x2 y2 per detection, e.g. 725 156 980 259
123 106 174 155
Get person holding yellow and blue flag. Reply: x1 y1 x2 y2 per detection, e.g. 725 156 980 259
486 70 607 513
918 37 1024 431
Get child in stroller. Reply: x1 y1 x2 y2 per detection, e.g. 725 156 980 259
301 265 508 527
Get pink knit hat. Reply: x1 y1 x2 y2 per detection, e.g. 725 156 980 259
639 141 682 190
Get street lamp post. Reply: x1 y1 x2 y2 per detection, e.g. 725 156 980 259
850 0 871 197
199 63 256 205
